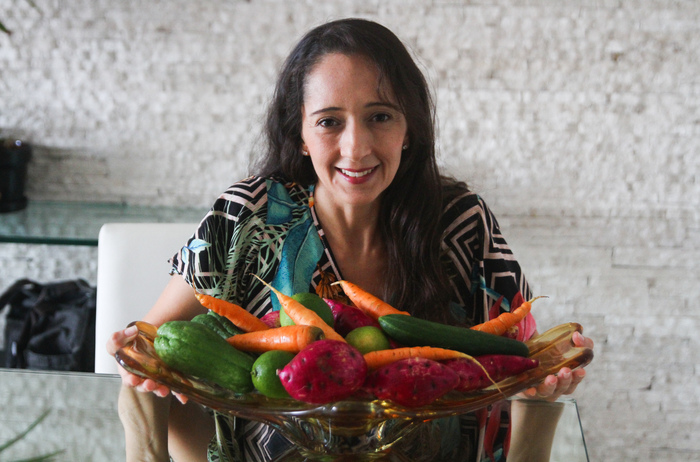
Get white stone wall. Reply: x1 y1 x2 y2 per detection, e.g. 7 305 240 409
1 1 698 460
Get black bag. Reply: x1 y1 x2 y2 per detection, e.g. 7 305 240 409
1 278 96 372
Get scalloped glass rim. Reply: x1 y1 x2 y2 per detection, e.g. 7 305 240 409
116 322 593 422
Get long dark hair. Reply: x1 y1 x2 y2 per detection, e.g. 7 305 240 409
257 18 456 321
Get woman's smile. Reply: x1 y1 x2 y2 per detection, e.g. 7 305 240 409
337 166 378 182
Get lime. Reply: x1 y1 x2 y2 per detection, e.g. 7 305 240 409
345 326 391 355
251 350 296 399
280 292 335 328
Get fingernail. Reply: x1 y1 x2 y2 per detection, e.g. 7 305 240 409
125 325 138 336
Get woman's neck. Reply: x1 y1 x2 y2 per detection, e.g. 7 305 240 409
313 184 388 296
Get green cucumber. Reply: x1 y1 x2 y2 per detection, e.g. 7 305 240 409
154 321 254 393
378 314 530 357
192 311 244 339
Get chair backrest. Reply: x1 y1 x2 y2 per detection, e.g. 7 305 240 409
94 222 198 374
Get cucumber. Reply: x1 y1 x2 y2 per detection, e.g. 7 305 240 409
191 311 244 339
154 321 254 393
378 314 530 358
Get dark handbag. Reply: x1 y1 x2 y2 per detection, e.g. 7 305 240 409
1 278 96 372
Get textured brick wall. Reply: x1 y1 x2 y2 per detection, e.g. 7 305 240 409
1 1 699 460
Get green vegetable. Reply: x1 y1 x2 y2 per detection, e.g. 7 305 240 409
378 314 530 358
191 310 244 339
154 321 254 393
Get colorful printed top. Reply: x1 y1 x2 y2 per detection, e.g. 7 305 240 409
171 176 532 462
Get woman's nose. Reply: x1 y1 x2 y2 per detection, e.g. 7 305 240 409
340 121 372 160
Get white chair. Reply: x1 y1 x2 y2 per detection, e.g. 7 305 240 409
94 222 199 374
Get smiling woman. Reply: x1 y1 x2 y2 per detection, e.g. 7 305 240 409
256 19 449 315
107 17 594 462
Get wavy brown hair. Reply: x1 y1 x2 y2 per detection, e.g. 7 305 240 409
256 18 458 321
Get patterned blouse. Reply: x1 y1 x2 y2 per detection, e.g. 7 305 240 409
171 176 532 462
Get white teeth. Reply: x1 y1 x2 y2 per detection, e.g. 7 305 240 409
340 168 374 178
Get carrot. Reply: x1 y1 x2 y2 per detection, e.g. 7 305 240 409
471 296 547 336
226 325 325 354
194 291 269 333
363 346 469 370
253 275 346 342
331 280 410 320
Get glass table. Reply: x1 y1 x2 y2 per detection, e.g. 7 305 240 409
0 368 588 461
0 200 206 246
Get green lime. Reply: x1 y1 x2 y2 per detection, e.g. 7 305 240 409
280 292 335 328
345 326 391 355
251 350 296 399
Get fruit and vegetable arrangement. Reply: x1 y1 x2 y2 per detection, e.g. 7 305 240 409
152 277 543 408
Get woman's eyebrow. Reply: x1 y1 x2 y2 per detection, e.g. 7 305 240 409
366 101 401 111
309 101 400 116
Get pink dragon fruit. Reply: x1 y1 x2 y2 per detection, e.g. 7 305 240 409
365 357 459 407
278 339 367 404
260 310 281 328
324 298 380 337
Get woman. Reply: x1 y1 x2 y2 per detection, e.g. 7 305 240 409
109 18 592 461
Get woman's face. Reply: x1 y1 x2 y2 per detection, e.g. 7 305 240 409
301 53 408 211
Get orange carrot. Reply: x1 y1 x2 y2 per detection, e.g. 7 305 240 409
194 291 269 333
363 346 469 370
471 296 547 336
253 275 346 342
332 280 410 320
226 325 325 354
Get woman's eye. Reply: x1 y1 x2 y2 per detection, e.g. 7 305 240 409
317 118 338 128
371 113 392 123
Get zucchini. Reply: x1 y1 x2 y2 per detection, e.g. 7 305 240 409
378 314 530 357
154 321 254 393
191 311 244 339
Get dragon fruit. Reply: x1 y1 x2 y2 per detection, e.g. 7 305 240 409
324 298 380 337
260 310 281 328
278 339 367 404
365 357 459 407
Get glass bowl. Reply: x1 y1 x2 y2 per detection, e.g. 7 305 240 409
116 322 593 461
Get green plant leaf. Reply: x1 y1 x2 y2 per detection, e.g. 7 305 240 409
0 410 51 453
0 20 11 35
11 449 65 462
0 408 65 461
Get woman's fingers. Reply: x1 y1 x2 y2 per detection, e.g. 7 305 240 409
107 325 172 397
522 365 587 401
572 331 594 349
522 374 557 399
173 392 189 404
106 325 139 355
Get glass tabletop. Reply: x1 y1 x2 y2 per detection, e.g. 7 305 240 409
0 200 206 246
0 368 588 462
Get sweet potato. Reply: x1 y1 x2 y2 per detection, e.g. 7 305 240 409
365 357 459 407
443 354 539 392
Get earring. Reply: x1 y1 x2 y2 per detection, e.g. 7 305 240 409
302 149 309 156
402 145 408 151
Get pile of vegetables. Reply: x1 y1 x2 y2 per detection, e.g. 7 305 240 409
153 277 542 408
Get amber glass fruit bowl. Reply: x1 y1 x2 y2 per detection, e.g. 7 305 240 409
116 322 593 460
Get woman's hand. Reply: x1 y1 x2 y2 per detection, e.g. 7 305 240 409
106 325 188 403
520 331 594 401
